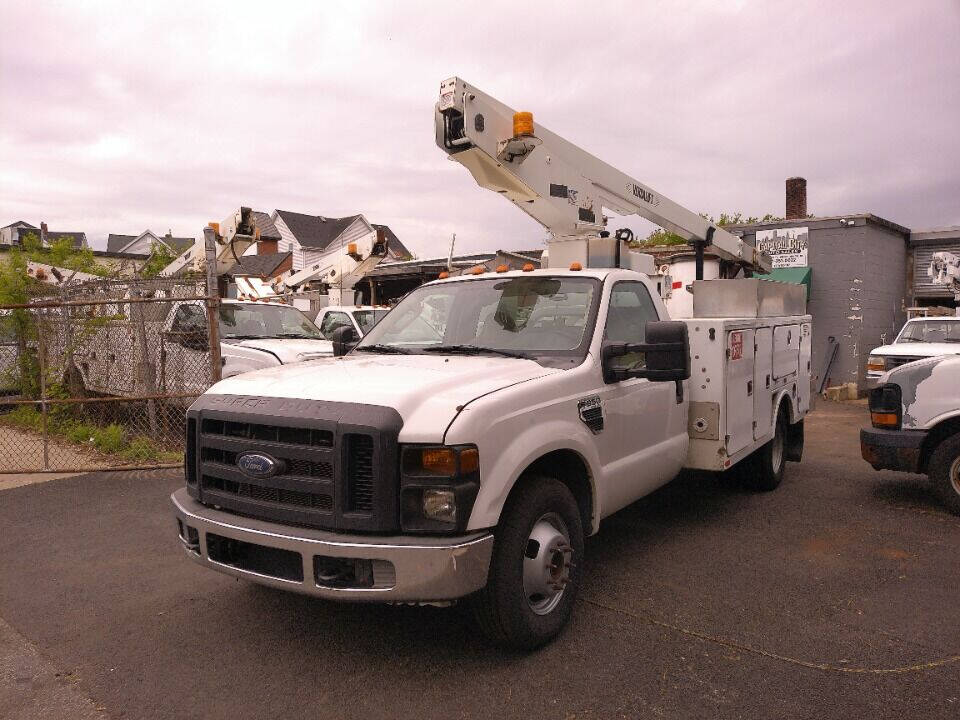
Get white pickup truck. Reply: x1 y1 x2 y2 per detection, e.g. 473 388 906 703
861 354 960 515
866 316 960 388
72 298 333 398
172 268 810 648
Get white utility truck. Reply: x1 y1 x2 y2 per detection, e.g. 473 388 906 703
172 78 811 649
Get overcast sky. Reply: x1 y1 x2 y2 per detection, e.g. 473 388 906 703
1 0 958 256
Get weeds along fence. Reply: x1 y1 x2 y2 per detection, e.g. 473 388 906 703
0 277 219 473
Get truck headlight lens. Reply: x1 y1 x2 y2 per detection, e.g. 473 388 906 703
400 444 480 533
867 356 886 372
422 489 457 522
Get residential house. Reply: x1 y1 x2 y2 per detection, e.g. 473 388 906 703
269 210 412 272
1 221 87 248
106 230 194 258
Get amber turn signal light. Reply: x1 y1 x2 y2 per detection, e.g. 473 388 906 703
438 271 449 279
871 412 899 428
421 448 458 476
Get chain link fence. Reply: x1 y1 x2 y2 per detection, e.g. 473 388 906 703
0 277 219 473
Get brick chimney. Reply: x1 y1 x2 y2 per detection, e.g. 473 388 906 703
785 177 807 220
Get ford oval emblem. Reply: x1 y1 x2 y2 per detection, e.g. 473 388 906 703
237 452 280 478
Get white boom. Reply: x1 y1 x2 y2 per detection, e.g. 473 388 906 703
435 76 771 274
928 251 960 315
279 230 388 300
160 207 259 277
26 261 101 286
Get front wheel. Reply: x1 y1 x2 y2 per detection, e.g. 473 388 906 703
470 476 584 650
929 434 960 516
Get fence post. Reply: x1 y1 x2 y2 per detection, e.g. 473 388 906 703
38 310 49 470
131 284 160 437
203 226 223 384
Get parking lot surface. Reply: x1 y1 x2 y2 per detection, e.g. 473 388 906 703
0 401 957 720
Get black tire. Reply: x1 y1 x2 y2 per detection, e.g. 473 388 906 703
929 434 960 516
744 406 788 492
470 475 584 650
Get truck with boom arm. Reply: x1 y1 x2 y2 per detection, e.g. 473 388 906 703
172 78 811 649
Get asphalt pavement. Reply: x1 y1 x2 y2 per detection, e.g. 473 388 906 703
0 401 957 719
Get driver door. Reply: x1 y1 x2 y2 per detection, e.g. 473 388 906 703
595 281 686 514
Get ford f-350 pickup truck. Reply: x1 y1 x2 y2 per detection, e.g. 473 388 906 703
173 268 810 648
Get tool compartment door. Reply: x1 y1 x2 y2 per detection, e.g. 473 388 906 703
773 324 800 380
725 329 755 456
753 327 773 440
797 322 812 413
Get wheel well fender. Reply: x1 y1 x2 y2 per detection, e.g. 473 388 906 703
919 417 960 474
511 449 596 534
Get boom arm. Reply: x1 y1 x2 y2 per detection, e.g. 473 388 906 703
928 251 960 314
435 77 770 273
160 207 259 277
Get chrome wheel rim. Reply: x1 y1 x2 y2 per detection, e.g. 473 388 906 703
522 512 573 616
950 456 960 497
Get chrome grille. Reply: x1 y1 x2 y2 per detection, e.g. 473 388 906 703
188 396 401 533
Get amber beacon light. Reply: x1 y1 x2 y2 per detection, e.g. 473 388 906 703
513 111 534 137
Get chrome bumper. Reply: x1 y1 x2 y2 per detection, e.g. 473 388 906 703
171 488 493 602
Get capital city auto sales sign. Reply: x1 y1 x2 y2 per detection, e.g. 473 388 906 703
756 227 809 268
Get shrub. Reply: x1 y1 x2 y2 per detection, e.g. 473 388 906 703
93 424 126 453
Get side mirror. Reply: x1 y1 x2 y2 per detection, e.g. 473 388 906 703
602 320 690 384
174 331 209 352
332 325 358 356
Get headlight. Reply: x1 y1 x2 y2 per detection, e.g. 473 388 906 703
869 384 902 429
400 445 480 533
866 355 886 373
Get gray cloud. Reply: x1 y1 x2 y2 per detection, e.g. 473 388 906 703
1 0 958 256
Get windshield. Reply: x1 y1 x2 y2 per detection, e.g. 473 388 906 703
353 309 389 334
896 320 960 344
219 303 324 340
356 275 599 364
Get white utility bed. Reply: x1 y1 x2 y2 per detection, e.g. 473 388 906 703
678 279 812 471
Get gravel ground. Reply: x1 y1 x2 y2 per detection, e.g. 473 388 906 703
0 401 957 720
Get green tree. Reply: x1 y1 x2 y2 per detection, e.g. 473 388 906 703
18 231 110 276
636 211 786 247
139 241 176 278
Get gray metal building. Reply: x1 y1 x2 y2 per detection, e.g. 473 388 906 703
728 181 913 392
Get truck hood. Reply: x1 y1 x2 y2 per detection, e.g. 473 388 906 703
871 342 960 358
204 353 558 441
226 337 333 363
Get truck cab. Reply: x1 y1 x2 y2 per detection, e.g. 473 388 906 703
173 268 808 648
315 305 389 341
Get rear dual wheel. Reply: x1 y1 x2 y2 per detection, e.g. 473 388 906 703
741 407 788 492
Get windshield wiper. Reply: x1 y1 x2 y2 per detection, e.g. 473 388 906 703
354 344 415 354
221 334 263 340
422 344 534 360
271 333 321 339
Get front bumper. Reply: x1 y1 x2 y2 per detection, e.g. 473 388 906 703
172 488 493 602
860 427 927 473
865 373 884 390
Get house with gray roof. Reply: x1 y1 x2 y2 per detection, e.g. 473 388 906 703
270 210 411 271
105 230 194 258
1 221 86 249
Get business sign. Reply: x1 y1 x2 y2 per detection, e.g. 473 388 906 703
756 227 809 268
